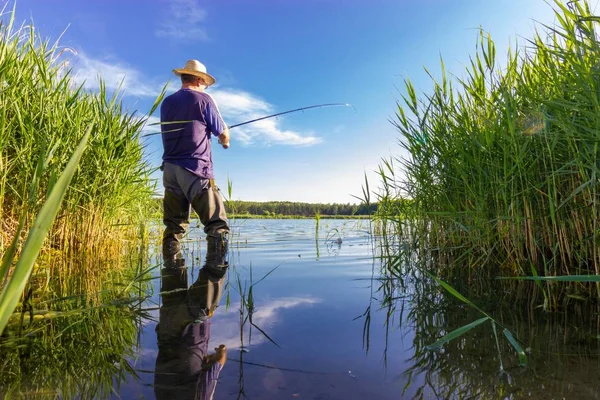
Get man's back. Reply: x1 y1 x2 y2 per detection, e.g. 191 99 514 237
160 88 225 179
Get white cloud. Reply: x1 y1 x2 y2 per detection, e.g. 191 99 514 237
209 89 271 117
140 115 161 136
212 296 320 350
209 89 323 146
71 52 160 98
250 297 320 327
68 52 321 146
155 0 208 40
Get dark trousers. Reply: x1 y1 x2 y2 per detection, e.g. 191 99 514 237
162 162 229 243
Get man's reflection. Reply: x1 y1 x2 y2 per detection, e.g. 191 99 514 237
154 236 229 400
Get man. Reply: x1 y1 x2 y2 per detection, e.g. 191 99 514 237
160 59 230 256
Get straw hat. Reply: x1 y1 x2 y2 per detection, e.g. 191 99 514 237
173 59 216 86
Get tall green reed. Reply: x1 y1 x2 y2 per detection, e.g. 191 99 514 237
375 0 600 309
0 4 164 305
0 127 91 335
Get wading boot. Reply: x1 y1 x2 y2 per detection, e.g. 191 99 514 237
162 233 183 257
162 245 185 269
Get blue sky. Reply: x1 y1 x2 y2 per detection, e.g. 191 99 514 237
9 0 576 203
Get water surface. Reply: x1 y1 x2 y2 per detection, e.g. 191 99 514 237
113 218 599 400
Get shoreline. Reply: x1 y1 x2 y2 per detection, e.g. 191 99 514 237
228 214 371 220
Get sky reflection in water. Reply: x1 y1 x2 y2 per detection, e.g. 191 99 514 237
117 219 600 400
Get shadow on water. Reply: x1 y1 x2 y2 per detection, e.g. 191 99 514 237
359 231 600 400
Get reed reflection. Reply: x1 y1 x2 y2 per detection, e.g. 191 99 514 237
154 237 229 400
361 266 600 400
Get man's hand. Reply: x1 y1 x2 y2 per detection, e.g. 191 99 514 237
218 128 230 149
205 344 228 366
214 345 227 365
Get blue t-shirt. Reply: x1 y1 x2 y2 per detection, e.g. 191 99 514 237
160 89 226 179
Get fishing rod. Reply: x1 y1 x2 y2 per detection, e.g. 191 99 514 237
141 102 353 138
228 102 352 129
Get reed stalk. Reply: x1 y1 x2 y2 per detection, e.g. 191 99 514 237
375 0 600 309
0 4 164 328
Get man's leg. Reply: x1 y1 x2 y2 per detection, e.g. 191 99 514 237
168 164 229 265
190 182 230 271
162 190 190 255
188 265 227 317
162 163 191 255
191 183 229 239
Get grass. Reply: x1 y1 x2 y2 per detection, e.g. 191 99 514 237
0 3 165 328
358 264 600 399
0 227 155 399
228 263 281 400
362 0 600 385
0 293 151 398
371 0 600 310
0 126 91 335
232 263 280 349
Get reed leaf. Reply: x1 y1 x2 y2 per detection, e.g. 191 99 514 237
498 275 600 282
425 316 489 350
428 273 488 316
503 328 527 366
0 126 91 335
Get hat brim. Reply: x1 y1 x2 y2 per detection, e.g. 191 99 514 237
172 69 216 86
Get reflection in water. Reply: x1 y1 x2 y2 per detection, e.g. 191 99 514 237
154 237 229 400
362 252 600 400
0 241 153 399
0 306 142 399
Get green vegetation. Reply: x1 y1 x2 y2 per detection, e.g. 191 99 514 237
373 0 600 311
0 127 91 335
230 200 376 217
361 273 600 399
0 4 163 314
231 213 370 219
151 198 377 219
0 9 160 398
0 262 152 398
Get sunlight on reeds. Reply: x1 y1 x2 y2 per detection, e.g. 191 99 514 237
0 1 165 329
372 0 600 310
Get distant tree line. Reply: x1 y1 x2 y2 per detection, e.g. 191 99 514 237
150 197 414 218
226 200 377 217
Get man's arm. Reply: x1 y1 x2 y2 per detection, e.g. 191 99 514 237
217 128 230 149
203 96 230 150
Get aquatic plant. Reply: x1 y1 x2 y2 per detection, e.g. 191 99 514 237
0 296 149 398
0 229 154 398
360 271 600 399
0 128 91 335
374 0 600 309
0 3 164 311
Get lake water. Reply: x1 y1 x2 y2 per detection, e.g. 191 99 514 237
2 218 598 399
113 218 599 400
